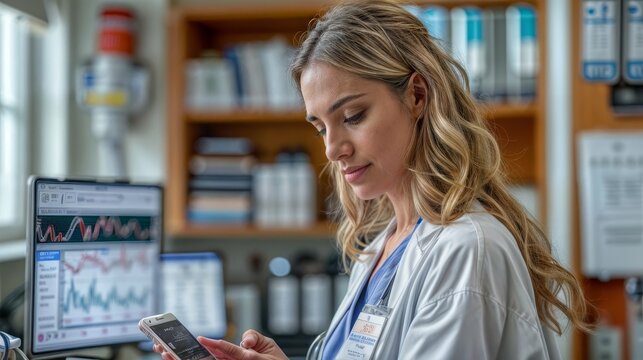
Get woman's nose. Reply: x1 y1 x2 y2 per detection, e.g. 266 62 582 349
324 128 352 162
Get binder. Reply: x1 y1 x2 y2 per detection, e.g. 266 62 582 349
421 6 450 48
239 42 268 108
506 4 538 102
581 0 621 83
623 0 643 84
402 4 422 19
261 37 299 109
481 8 507 102
451 7 485 97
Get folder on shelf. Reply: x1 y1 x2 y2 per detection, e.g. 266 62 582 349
506 4 538 102
481 8 507 102
451 6 485 98
623 0 643 84
239 42 269 108
421 6 450 49
224 46 244 106
261 37 301 110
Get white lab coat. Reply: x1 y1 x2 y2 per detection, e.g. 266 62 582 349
322 204 562 359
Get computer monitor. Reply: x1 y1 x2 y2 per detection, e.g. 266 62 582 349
24 177 163 359
159 252 227 340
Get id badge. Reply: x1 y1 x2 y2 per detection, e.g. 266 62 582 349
336 304 391 360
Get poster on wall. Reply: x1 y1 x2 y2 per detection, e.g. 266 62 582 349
578 132 643 279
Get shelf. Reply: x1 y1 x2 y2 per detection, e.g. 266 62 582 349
168 2 546 242
186 103 536 124
187 109 305 123
482 103 537 120
421 0 540 8
172 221 336 239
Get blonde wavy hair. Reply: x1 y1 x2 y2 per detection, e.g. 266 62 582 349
290 0 591 334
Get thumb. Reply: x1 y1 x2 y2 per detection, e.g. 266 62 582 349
240 330 260 349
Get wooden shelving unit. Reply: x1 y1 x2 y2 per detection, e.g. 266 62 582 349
173 220 336 239
166 1 547 239
570 1 643 359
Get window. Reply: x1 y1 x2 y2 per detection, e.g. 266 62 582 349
0 6 33 240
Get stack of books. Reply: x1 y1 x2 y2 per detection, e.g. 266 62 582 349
187 137 256 224
185 37 302 111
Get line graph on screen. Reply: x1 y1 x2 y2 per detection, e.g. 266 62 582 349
60 246 156 328
35 215 156 243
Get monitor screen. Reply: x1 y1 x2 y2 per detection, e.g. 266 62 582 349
24 178 162 358
160 253 227 339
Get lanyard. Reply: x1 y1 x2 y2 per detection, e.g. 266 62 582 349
375 267 398 308
375 217 422 307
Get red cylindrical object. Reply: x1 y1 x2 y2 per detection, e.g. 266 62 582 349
98 6 136 56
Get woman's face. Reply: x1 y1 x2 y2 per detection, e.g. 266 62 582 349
300 62 416 201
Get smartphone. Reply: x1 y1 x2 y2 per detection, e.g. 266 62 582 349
139 313 214 360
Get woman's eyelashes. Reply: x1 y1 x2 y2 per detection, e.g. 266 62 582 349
344 110 366 125
313 110 366 137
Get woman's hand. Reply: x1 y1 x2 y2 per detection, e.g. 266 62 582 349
151 329 288 360
198 330 288 360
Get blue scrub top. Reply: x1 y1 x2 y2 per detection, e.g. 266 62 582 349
321 219 421 360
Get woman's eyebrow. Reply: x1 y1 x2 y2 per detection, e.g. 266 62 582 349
328 93 365 113
306 93 366 122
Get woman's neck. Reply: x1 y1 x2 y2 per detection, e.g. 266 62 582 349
388 193 418 236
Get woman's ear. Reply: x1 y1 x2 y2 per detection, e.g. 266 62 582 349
405 72 428 120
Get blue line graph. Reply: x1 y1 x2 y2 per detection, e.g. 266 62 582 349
60 246 156 328
63 278 150 314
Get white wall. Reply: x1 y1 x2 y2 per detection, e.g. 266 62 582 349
547 0 573 358
67 0 167 182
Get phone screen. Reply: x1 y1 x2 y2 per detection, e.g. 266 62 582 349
150 319 211 360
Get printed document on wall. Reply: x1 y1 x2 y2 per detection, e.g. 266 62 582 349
578 132 643 279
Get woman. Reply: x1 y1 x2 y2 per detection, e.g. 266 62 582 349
156 1 591 359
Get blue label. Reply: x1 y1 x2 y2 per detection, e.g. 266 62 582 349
583 62 618 81
465 8 483 43
518 6 537 41
83 71 95 87
37 251 60 261
627 61 643 80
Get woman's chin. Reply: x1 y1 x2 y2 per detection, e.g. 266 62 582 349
350 186 380 201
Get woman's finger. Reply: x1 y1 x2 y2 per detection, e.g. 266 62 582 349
198 337 247 358
240 330 259 348
161 352 176 360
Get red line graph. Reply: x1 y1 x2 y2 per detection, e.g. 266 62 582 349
36 216 151 242
62 247 150 275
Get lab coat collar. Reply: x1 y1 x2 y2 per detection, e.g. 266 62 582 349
385 218 444 310
324 219 397 342
324 217 444 347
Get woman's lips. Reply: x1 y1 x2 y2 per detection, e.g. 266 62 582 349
343 164 370 183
